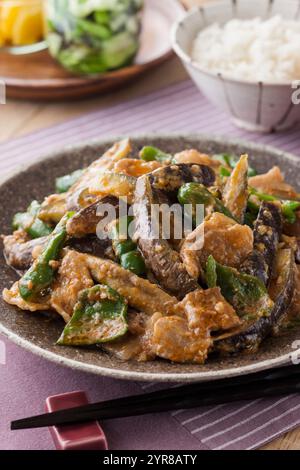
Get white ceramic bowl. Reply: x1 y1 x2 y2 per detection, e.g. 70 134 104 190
171 0 300 133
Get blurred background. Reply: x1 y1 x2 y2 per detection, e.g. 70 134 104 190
0 0 187 141
1 0 299 141
0 0 223 142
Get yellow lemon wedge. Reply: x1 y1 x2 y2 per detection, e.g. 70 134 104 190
12 6 44 46
0 1 44 46
0 4 23 41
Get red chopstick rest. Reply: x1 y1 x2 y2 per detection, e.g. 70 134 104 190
45 391 108 450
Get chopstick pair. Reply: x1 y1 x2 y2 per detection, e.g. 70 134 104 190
11 363 300 431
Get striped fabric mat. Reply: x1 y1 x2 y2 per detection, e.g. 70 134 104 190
1 80 300 450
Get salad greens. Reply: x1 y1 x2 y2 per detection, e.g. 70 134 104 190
46 0 143 74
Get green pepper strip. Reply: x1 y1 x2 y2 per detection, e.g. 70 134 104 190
111 216 146 276
249 187 300 224
214 153 257 177
139 146 173 163
55 169 85 194
19 212 74 301
219 166 231 177
282 201 300 224
57 284 128 346
94 11 111 25
76 18 112 40
178 183 238 222
120 251 146 277
206 255 273 319
12 200 53 239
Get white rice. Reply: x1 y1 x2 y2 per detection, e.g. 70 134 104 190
191 15 300 82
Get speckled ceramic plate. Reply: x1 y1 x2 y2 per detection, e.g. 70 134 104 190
0 134 299 382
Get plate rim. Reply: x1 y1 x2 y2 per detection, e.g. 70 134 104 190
0 132 299 383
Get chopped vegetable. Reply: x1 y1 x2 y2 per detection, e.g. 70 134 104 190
3 233 47 272
18 212 73 301
206 255 273 319
110 216 135 254
242 201 282 287
214 153 257 177
178 183 237 222
134 176 199 298
222 154 249 223
120 251 146 276
249 187 299 224
139 146 173 163
174 149 221 170
205 255 217 288
249 187 277 202
57 284 128 345
115 240 136 257
219 166 231 177
249 166 299 199
12 200 53 239
39 193 67 224
150 164 215 193
46 0 143 74
282 201 300 224
113 158 162 177
110 216 146 276
55 169 85 193
86 254 177 316
89 171 136 204
215 248 295 353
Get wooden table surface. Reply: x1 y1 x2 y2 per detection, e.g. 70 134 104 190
0 54 299 450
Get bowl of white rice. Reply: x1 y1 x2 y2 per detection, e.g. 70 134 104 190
171 0 300 132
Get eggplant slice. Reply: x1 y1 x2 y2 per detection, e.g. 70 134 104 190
241 201 282 286
3 232 116 273
215 248 295 354
3 234 47 272
134 175 199 299
68 235 116 261
66 195 120 238
296 239 300 264
149 163 215 193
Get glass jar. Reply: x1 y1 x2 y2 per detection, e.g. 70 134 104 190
0 0 46 54
45 0 144 74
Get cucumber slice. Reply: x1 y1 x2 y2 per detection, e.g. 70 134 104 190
47 32 63 56
94 10 111 24
76 18 112 39
47 0 143 73
101 31 138 69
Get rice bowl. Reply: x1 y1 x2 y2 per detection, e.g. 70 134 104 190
171 0 300 133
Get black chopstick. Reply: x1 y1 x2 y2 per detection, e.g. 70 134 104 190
11 364 300 431
15 361 300 430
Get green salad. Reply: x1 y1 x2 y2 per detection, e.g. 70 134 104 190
46 0 144 74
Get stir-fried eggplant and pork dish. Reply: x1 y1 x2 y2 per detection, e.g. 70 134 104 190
2 139 300 364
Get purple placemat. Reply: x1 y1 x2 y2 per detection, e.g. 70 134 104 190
1 80 300 451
